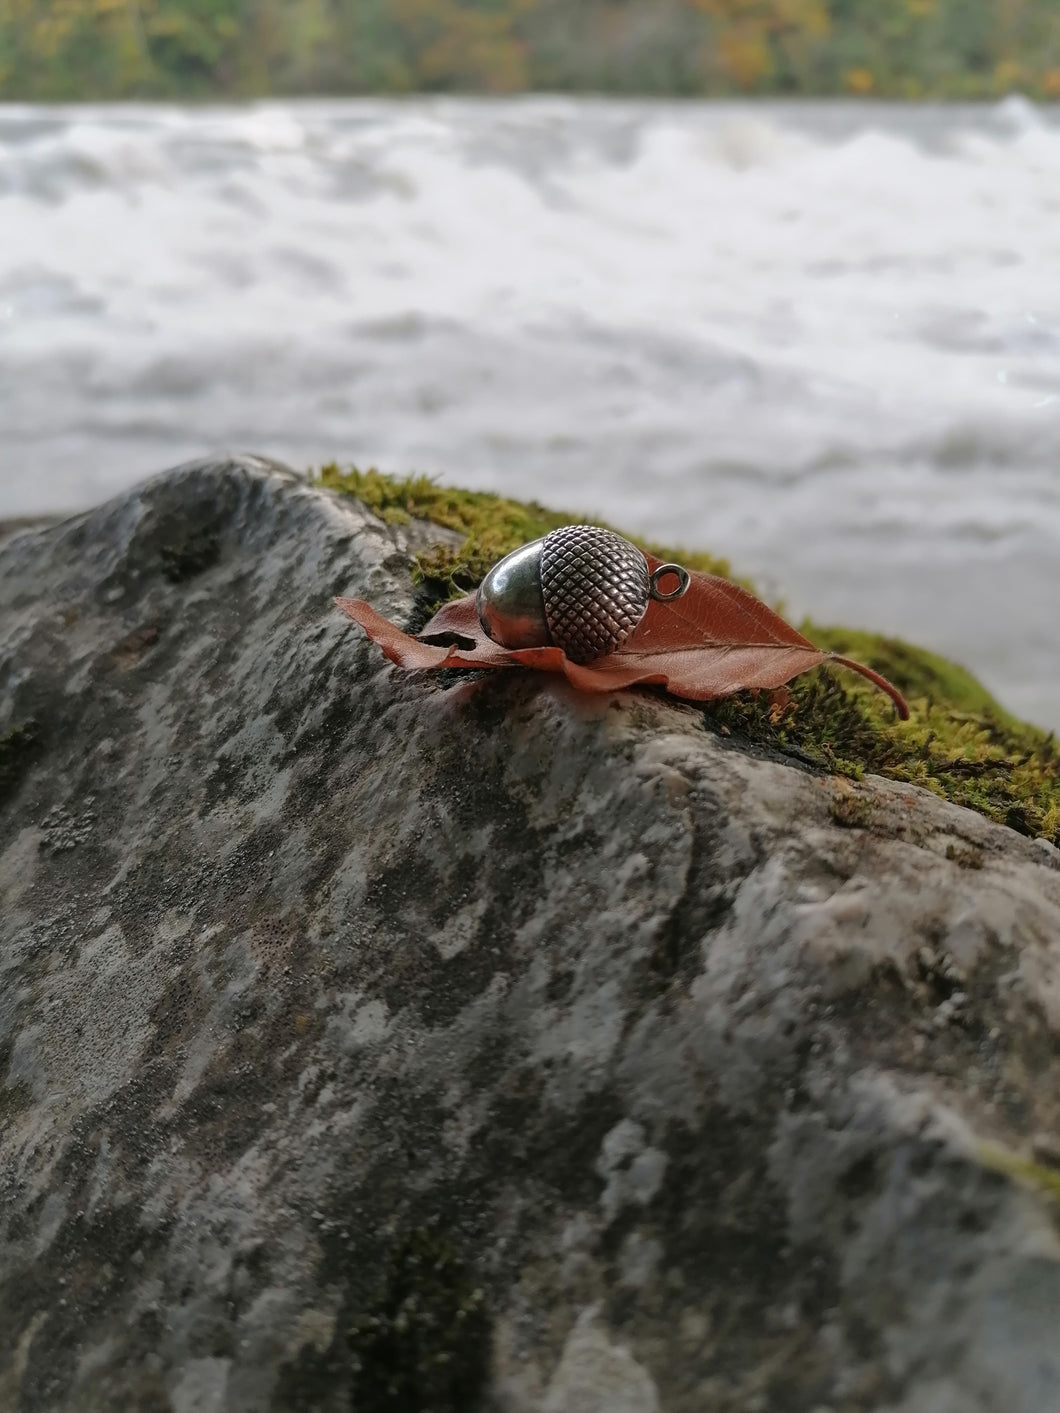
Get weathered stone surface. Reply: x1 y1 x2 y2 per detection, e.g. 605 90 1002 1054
2 455 1060 1413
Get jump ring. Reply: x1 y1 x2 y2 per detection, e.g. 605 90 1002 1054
649 563 691 602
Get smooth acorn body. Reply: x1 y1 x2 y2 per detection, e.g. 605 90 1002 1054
476 525 689 665
476 539 549 650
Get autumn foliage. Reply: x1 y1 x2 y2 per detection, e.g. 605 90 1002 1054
3 0 1060 100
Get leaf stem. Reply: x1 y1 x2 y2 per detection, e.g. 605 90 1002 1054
828 655 910 720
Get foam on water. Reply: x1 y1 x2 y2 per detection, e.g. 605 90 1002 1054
1 98 1059 725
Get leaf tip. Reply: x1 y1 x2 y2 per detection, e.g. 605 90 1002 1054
334 596 365 621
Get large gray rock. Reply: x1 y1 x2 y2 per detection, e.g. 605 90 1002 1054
2 456 1060 1413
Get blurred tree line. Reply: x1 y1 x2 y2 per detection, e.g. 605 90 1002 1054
2 0 1060 101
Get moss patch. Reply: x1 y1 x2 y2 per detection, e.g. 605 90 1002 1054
318 465 1060 845
160 528 220 583
348 1226 491 1413
703 636 1059 844
977 1146 1060 1213
318 463 738 598
0 1080 31 1124
0 719 43 806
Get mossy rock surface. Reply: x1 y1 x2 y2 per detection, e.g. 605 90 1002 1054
319 464 1060 846
2 456 1060 1412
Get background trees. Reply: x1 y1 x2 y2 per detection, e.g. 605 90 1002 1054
2 0 1059 100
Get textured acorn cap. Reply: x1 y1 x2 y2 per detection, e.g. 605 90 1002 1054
539 525 650 664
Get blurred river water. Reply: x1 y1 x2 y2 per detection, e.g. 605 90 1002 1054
1 97 1059 726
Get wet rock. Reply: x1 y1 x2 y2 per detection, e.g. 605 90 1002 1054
1 455 1059 1413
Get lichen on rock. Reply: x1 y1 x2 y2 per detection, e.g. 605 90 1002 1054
1 455 1059 1413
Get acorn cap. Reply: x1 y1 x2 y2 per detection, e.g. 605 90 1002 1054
539 525 650 664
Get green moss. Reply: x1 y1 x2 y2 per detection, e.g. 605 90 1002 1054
977 1146 1060 1212
317 463 737 598
805 627 1059 843
828 786 875 830
318 465 1060 846
348 1226 491 1413
704 631 1059 846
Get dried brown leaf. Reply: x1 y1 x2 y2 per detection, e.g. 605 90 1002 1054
335 554 909 718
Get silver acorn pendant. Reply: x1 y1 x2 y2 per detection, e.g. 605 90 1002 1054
476 525 691 665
